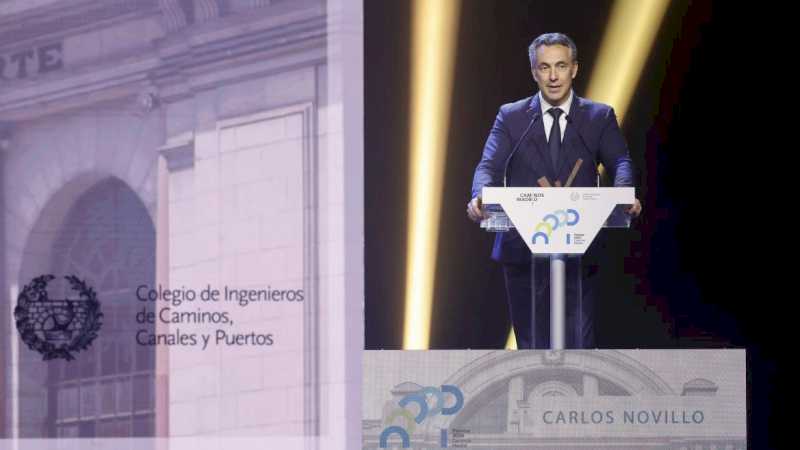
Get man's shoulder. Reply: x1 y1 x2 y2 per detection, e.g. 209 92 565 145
498 96 534 115
574 95 614 119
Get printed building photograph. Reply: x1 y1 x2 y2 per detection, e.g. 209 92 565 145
0 0 362 448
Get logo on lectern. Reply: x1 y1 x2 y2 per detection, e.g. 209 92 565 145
532 209 580 245
14 274 103 361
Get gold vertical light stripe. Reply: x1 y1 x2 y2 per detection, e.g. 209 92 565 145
403 0 461 349
505 0 670 349
506 328 517 350
587 0 671 125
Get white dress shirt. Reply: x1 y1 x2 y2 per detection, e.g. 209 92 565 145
540 90 573 143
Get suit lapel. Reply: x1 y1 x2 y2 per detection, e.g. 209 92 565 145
555 95 585 183
525 94 556 182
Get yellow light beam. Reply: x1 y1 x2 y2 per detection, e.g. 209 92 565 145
505 0 670 349
403 0 461 349
506 328 517 350
587 0 671 126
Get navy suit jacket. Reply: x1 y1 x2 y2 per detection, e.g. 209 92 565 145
471 92 635 263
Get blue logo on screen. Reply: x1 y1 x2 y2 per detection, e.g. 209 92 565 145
379 385 464 448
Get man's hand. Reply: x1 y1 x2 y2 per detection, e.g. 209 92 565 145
467 196 486 222
625 198 642 218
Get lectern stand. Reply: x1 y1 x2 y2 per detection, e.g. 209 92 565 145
481 187 634 350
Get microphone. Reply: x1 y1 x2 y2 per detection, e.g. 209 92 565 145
503 114 539 187
565 114 600 187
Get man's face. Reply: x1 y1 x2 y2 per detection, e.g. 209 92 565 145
531 44 578 106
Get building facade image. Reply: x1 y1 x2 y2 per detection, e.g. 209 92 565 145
1 0 362 447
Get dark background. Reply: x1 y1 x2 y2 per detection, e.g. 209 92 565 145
365 1 785 447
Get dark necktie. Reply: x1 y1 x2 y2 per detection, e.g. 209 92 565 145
548 107 563 173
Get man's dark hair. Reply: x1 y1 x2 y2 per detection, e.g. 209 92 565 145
528 33 578 67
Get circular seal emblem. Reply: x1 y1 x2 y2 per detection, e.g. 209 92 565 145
570 192 580 202
14 274 103 361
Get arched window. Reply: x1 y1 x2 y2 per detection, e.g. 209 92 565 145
43 178 156 438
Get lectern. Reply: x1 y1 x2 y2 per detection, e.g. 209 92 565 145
481 187 634 349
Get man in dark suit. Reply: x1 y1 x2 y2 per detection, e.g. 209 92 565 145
467 33 641 349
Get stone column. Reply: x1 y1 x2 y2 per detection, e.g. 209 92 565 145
154 152 173 440
156 133 193 439
0 124 9 437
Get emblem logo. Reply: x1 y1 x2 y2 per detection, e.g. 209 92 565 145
14 274 103 361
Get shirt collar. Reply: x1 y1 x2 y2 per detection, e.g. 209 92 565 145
539 90 573 117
